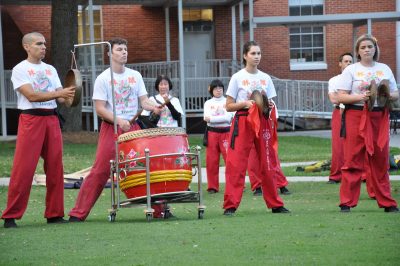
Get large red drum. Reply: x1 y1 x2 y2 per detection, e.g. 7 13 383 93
117 127 192 199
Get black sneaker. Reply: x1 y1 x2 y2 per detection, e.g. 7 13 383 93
253 187 262 196
4 218 17 228
208 189 218 194
47 217 68 224
384 206 399 213
223 208 236 216
340 206 351 213
327 179 340 184
279 187 291 195
69 216 83 222
272 206 290 213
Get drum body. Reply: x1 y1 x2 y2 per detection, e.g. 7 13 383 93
118 127 192 199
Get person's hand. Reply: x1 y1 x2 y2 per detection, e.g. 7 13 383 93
268 100 274 109
117 117 131 132
152 105 163 115
360 91 370 102
243 100 254 109
161 94 170 104
60 86 75 99
204 116 210 122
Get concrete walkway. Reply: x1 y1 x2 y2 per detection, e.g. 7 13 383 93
2 129 400 186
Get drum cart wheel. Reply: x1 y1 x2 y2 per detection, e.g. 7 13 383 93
145 212 153 222
198 209 204 219
108 211 116 222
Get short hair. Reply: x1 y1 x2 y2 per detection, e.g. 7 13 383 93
108 37 128 52
22 32 44 46
208 79 224 97
339 52 353 62
154 75 173 91
242 40 260 66
355 34 379 61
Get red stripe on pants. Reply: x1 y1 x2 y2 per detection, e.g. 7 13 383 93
2 114 64 219
69 122 141 220
206 131 229 192
223 114 284 210
248 145 288 190
340 110 397 208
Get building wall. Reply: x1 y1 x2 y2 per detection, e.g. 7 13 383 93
1 1 398 82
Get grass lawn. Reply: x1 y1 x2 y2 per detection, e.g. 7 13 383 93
1 135 400 177
0 182 399 265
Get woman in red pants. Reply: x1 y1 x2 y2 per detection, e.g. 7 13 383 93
337 34 398 213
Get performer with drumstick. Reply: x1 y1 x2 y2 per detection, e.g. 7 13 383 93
2 32 76 228
223 40 289 215
68 38 162 222
141 74 183 127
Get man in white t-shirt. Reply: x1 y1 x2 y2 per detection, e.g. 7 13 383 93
327 52 353 184
2 32 76 228
68 38 161 222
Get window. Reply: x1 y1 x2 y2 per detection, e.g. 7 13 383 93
289 0 326 70
183 8 214 32
77 6 104 68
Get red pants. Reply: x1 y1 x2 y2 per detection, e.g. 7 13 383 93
223 113 284 210
329 108 343 182
69 122 141 220
340 110 397 208
247 145 288 190
206 131 230 192
2 114 64 219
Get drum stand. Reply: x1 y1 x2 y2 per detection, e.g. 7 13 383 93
108 146 206 222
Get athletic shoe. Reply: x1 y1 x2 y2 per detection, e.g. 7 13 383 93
208 189 218 194
272 206 290 213
384 206 399 213
69 216 83 222
279 187 291 195
327 179 340 184
223 208 236 216
340 206 351 213
47 217 68 224
4 218 17 228
253 187 262 196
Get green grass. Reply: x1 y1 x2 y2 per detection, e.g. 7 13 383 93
0 182 399 265
1 136 400 176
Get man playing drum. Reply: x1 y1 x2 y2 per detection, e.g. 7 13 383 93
2 32 75 228
68 38 161 222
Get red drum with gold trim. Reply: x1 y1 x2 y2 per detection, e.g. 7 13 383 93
118 127 192 199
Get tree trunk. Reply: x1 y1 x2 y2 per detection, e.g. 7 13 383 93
51 0 81 132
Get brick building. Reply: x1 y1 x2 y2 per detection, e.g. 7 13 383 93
0 0 399 134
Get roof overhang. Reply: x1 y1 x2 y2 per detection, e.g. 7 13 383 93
251 11 400 28
1 0 248 7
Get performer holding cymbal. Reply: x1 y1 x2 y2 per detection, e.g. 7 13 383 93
2 32 75 228
222 40 289 216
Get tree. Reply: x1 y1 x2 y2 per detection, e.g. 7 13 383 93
51 0 81 131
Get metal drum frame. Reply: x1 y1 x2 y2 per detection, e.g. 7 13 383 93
108 146 205 222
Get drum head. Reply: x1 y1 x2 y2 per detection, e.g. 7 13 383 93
65 69 82 107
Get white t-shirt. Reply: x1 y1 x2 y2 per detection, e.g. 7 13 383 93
338 62 398 106
328 74 341 94
203 96 233 128
142 94 184 127
226 68 277 104
93 67 147 120
11 60 62 109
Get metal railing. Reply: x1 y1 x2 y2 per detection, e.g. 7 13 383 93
1 59 361 131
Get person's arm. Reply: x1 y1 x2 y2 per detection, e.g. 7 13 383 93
328 92 339 105
226 96 253 112
139 95 162 115
165 101 181 121
94 100 131 132
337 90 369 104
18 84 75 103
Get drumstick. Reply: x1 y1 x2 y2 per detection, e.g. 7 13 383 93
129 109 143 125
